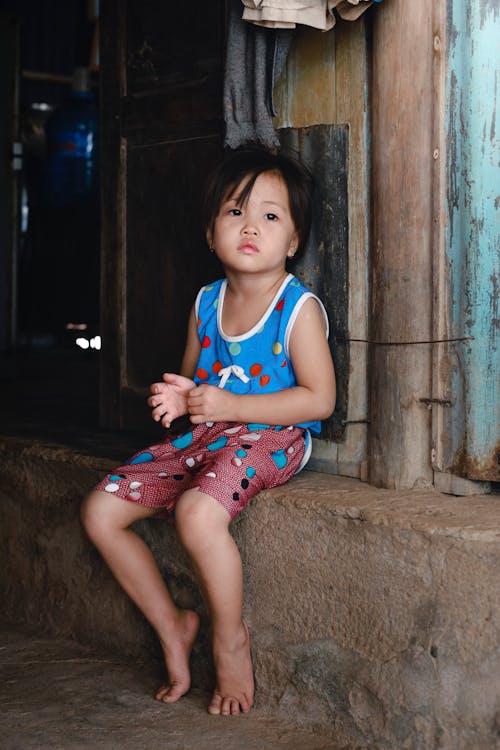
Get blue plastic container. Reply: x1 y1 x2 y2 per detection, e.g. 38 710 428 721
44 68 98 207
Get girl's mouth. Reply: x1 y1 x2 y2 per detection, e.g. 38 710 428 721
238 241 259 254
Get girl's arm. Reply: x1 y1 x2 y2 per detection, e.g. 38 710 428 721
149 306 201 426
187 298 336 425
179 304 202 378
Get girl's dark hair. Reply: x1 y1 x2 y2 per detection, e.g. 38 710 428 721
203 146 314 252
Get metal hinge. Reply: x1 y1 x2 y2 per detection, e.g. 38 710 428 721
419 397 453 408
11 142 23 171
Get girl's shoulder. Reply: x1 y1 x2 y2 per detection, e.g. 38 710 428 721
194 278 225 317
281 274 326 312
280 275 330 342
282 274 314 298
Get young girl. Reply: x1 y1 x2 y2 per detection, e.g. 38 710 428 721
81 146 336 717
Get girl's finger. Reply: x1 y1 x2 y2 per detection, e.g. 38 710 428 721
152 406 167 421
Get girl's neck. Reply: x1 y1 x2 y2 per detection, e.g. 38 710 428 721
220 269 291 337
224 269 290 300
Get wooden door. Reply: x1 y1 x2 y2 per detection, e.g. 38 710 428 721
100 0 225 429
0 13 19 356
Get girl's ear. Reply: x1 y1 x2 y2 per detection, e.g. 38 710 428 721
287 232 299 258
206 227 213 249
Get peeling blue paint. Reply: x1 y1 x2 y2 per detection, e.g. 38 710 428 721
445 0 499 479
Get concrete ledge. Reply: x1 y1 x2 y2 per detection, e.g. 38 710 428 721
1 436 499 749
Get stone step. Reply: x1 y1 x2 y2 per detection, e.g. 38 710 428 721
0 436 499 749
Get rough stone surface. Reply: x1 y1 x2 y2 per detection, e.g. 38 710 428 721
1 437 499 750
0 626 345 750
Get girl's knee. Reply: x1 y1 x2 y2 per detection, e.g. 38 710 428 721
80 491 109 540
80 490 159 541
176 491 229 548
80 490 126 541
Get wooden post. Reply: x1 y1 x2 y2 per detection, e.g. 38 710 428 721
369 0 436 488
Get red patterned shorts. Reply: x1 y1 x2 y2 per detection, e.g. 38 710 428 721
94 421 308 520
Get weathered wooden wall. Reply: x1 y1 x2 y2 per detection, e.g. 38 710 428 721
370 0 499 490
99 1 498 489
434 0 499 486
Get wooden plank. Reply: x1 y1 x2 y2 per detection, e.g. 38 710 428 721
125 137 223 388
280 125 349 442
430 0 449 476
99 0 125 427
369 0 435 488
440 0 500 482
273 26 337 127
125 1 224 96
0 15 19 352
334 19 370 479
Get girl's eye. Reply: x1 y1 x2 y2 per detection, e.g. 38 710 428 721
265 213 278 221
228 208 242 216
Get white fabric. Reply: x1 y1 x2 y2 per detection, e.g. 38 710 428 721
241 0 374 30
218 365 250 389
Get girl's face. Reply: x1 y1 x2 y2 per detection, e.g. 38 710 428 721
207 171 299 277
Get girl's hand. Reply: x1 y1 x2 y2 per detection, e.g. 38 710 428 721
148 373 196 428
187 384 236 424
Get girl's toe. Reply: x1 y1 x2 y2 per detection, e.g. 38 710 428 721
155 684 169 701
207 692 223 715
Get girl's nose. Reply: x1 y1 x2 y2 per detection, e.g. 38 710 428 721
242 223 258 236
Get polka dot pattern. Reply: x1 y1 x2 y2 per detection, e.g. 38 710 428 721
127 491 142 501
130 452 154 465
94 421 307 522
172 432 193 449
192 275 326 436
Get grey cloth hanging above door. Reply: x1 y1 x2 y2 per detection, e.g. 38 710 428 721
223 0 294 149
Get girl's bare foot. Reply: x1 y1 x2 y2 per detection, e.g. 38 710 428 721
208 621 254 716
155 609 200 704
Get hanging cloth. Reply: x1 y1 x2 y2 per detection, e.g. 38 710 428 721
224 0 294 148
223 0 383 148
241 0 383 30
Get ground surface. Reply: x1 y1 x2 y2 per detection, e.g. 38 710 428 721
0 626 353 750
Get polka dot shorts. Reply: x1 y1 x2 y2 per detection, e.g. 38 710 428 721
95 421 307 521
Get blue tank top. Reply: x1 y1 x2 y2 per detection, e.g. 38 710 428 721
194 273 329 434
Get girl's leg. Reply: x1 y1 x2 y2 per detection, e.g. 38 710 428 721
80 490 200 703
175 489 254 716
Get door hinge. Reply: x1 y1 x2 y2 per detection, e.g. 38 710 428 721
11 142 23 171
419 397 453 408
